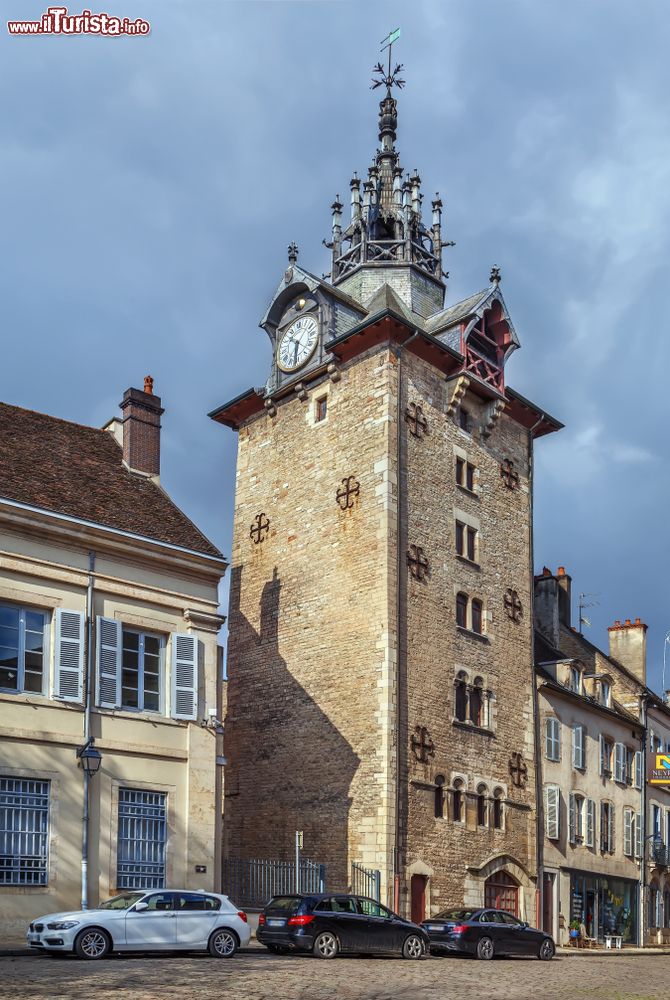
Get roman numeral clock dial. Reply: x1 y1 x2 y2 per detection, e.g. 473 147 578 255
276 315 319 373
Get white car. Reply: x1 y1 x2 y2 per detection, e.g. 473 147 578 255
27 889 251 959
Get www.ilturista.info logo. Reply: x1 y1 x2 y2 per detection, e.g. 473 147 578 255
650 754 670 785
7 7 150 35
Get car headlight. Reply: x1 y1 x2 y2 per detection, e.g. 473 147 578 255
46 921 80 930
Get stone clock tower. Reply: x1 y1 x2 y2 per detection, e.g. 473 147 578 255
211 56 562 921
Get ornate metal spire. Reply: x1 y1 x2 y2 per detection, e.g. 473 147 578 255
328 33 452 291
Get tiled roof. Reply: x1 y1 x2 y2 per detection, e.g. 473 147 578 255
0 402 223 559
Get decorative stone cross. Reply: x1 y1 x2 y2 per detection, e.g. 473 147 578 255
250 513 270 545
500 458 520 490
336 476 360 510
411 725 435 764
509 752 528 788
407 545 429 581
405 402 428 439
504 588 523 623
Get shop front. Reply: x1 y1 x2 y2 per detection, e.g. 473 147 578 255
569 871 639 944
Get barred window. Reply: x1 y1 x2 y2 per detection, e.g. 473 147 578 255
117 788 167 890
0 778 50 885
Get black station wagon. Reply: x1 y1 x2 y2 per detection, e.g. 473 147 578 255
257 893 429 959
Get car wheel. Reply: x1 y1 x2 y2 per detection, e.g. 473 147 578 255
402 934 424 960
208 928 238 958
313 932 339 959
538 938 555 961
476 936 495 961
74 928 111 960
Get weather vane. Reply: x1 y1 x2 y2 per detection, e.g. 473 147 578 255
372 27 405 91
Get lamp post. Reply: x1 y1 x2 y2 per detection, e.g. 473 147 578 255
76 738 102 910
662 632 670 700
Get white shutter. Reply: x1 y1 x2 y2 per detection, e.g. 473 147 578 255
54 609 84 702
608 805 615 852
572 725 584 770
171 633 198 720
635 812 643 858
614 743 625 783
568 793 576 843
96 616 121 708
545 785 560 840
634 751 643 790
623 809 633 856
586 799 595 847
545 718 560 761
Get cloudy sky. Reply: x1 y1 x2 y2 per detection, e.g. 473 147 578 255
2 0 669 690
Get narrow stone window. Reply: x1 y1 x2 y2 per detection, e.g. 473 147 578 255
454 670 468 722
471 599 483 635
492 788 504 830
466 527 477 562
434 775 445 819
477 784 488 827
459 407 471 432
315 396 328 422
456 457 464 486
452 779 464 822
456 592 468 629
470 677 484 726
455 521 465 556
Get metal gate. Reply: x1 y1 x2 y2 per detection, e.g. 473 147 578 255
222 857 326 908
351 861 381 902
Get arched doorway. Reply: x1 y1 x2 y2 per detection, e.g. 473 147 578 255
485 870 519 916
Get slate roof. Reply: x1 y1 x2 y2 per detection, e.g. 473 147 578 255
0 402 223 559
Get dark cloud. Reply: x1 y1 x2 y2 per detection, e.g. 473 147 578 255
2 0 669 688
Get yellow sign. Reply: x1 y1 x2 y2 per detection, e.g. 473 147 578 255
650 754 670 785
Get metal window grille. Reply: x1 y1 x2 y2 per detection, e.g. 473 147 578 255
117 788 166 890
0 778 50 885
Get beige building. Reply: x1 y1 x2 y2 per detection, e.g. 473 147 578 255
212 69 560 923
0 380 226 936
534 567 670 947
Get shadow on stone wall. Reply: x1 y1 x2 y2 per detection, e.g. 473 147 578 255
223 565 360 892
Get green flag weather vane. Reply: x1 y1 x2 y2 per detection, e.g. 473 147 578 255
372 28 404 90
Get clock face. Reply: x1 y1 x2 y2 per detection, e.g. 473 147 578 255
276 314 319 373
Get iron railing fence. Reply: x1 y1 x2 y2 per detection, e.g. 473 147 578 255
222 857 326 909
351 861 381 902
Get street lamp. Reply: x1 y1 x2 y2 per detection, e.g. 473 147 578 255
76 739 102 776
75 738 102 910
662 632 670 700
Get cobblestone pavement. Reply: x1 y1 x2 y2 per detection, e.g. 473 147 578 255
1 949 669 1000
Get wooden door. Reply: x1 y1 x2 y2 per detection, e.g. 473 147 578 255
542 874 554 934
410 874 427 924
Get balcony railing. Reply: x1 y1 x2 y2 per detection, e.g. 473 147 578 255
650 843 670 867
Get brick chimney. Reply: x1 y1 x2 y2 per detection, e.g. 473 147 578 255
120 375 164 478
534 566 572 648
608 618 647 684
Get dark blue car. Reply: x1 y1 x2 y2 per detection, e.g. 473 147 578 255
421 907 554 960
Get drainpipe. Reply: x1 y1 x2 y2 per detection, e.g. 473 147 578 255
81 551 96 910
392 329 419 914
528 415 545 931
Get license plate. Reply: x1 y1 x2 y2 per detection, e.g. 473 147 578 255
426 925 443 932
267 919 285 927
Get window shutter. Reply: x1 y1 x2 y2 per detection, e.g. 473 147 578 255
568 793 576 843
600 802 606 851
96 616 121 708
545 785 560 840
623 809 633 856
545 718 560 761
614 743 625 783
608 806 615 852
635 812 643 858
54 609 84 702
171 633 198 721
586 799 595 847
634 752 643 790
572 725 584 770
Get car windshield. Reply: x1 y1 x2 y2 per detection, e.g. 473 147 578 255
99 892 145 910
433 909 479 922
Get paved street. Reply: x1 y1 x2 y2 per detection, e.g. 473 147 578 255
1 949 669 1000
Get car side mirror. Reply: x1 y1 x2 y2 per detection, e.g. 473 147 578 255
521 921 529 928
133 901 149 912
